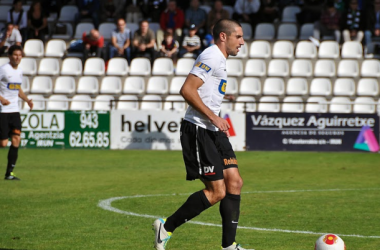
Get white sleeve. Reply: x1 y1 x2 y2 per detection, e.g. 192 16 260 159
189 51 217 83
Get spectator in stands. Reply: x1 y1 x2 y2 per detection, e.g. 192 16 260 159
313 0 341 43
185 0 207 36
132 20 156 62
178 24 201 58
0 23 22 56
157 0 185 49
203 24 214 47
259 0 280 23
159 31 179 63
100 0 126 22
7 0 27 40
27 1 48 43
365 0 380 45
341 0 365 42
109 18 131 63
75 0 101 29
125 0 144 23
207 0 230 32
82 29 104 60
232 0 261 29
296 0 325 25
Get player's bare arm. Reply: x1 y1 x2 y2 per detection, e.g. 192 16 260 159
18 88 33 110
0 95 10 105
180 74 230 133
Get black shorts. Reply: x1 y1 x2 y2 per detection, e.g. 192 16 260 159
180 120 238 181
0 112 22 140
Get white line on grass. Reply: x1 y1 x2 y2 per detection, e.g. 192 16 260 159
97 188 380 239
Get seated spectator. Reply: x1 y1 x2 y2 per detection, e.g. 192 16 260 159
76 0 100 29
207 0 230 32
132 20 156 62
157 0 184 48
7 0 27 40
296 0 325 25
27 1 48 43
83 29 104 60
109 18 131 63
313 1 341 43
178 24 201 59
0 23 22 56
185 0 207 36
341 0 365 42
232 0 261 29
365 0 380 45
259 0 280 23
159 32 179 63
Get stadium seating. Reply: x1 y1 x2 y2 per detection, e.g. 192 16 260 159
98 23 116 40
106 57 129 76
93 95 115 110
45 39 67 57
30 76 53 95
330 97 352 113
314 60 336 77
239 77 261 95
305 97 328 113
129 57 151 76
318 41 340 59
70 95 92 110
83 58 105 76
0 57 9 66
281 5 301 22
333 78 356 96
286 78 308 96
291 59 313 77
61 58 83 76
38 58 60 75
244 59 266 77
25 94 45 110
77 76 99 95
74 23 95 39
221 99 234 112
263 78 285 96
225 77 238 95
146 76 169 95
54 76 76 95
235 96 256 112
337 60 359 78
241 23 252 40
164 95 186 111
341 41 363 59
24 39 44 57
249 41 271 58
123 77 145 95
295 41 317 59
232 43 248 58
299 23 314 40
357 78 379 96
272 41 294 59
258 96 280 112
21 76 30 94
51 23 73 40
100 76 122 95
47 95 69 110
282 96 304 113
117 95 139 110
353 97 376 114
254 23 275 40
176 58 195 76
58 5 79 22
277 23 298 40
226 59 243 77
140 95 162 110
310 78 332 96
361 60 380 77
169 77 186 94
152 58 174 76
19 58 37 76
267 59 289 77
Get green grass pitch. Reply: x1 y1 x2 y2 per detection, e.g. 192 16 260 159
0 149 379 250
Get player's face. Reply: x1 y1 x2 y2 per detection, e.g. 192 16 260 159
9 50 22 66
225 26 244 57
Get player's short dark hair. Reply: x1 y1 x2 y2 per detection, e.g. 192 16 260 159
8 45 23 56
213 19 241 42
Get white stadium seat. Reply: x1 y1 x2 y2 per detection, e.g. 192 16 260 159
117 95 139 110
314 59 336 77
61 58 82 76
123 76 145 94
361 60 380 77
74 23 95 39
306 97 328 113
221 99 233 112
341 41 363 59
127 23 139 37
337 60 359 78
241 23 252 40
140 95 162 110
170 76 186 94
45 39 67 57
254 23 275 40
231 43 248 58
235 96 256 112
100 76 122 95
310 78 332 96
70 95 92 110
176 58 195 76
38 58 60 76
129 57 151 76
47 95 69 110
54 76 76 95
19 58 37 76
299 23 314 40
225 77 239 95
295 41 317 59
263 78 285 96
272 41 294 59
58 5 79 22
0 57 9 66
353 97 376 114
164 95 186 111
226 59 243 77
239 77 261 95
24 39 44 57
258 96 280 112
30 76 53 95
77 76 99 95
291 59 313 77
21 76 30 94
330 97 352 113
51 23 73 40
267 59 289 77
25 94 45 110
277 23 298 40
318 41 340 59
94 95 115 110
282 5 301 22
107 57 129 76
83 58 105 76
244 59 266 77
146 76 169 95
249 40 271 58
357 78 379 96
286 78 308 96
152 58 174 76
282 96 304 113
333 78 356 96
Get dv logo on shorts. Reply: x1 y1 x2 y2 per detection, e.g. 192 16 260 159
203 166 215 175
218 79 227 95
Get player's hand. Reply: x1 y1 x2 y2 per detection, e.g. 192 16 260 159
1 98 10 106
211 116 230 136
27 99 33 110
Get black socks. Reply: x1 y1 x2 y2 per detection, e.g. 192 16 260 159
220 193 241 248
164 190 211 233
6 145 18 176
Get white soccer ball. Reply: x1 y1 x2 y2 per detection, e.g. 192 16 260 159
315 234 346 250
